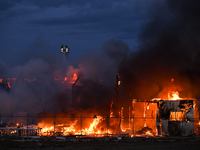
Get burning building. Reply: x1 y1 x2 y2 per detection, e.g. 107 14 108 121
131 97 199 137
1 90 198 138
159 99 196 136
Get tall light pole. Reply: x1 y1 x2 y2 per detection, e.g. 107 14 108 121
61 45 69 61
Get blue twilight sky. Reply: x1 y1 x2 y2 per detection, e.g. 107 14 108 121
1 0 200 114
0 0 168 66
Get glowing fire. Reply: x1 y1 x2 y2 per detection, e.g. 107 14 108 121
7 82 11 88
145 131 153 136
61 73 78 84
2 75 198 138
170 111 184 121
168 90 180 100
37 116 111 136
110 101 114 118
72 73 78 81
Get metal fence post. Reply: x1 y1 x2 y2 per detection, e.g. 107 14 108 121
81 115 82 136
27 114 28 137
54 114 56 138
107 116 109 136
132 115 134 136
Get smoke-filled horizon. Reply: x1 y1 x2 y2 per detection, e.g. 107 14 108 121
0 39 130 115
118 0 200 108
0 0 200 115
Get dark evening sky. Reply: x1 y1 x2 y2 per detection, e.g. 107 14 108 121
0 0 167 66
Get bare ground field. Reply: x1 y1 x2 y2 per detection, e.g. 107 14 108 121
0 137 200 150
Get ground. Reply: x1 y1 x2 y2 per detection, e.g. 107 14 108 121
0 137 200 150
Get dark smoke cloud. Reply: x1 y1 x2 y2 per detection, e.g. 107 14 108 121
0 59 66 114
0 39 130 115
73 39 130 115
118 0 200 108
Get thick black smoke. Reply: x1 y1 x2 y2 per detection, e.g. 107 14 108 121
118 0 200 109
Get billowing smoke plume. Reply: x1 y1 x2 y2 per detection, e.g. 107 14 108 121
118 0 200 109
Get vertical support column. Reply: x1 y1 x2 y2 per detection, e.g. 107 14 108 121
132 99 135 136
107 116 109 137
156 102 160 136
129 107 131 129
119 111 121 134
132 115 134 136
80 115 82 136
54 114 56 138
0 114 1 138
27 114 28 137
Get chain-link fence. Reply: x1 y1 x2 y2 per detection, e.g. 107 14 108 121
0 114 199 137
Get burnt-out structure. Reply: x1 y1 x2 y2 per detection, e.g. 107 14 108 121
132 98 199 137
159 99 196 136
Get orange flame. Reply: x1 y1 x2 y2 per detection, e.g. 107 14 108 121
37 116 111 136
110 101 114 118
7 82 11 88
68 73 78 83
72 73 78 81
168 91 180 100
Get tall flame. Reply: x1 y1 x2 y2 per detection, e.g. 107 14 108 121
72 73 78 81
36 116 111 136
168 91 180 100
